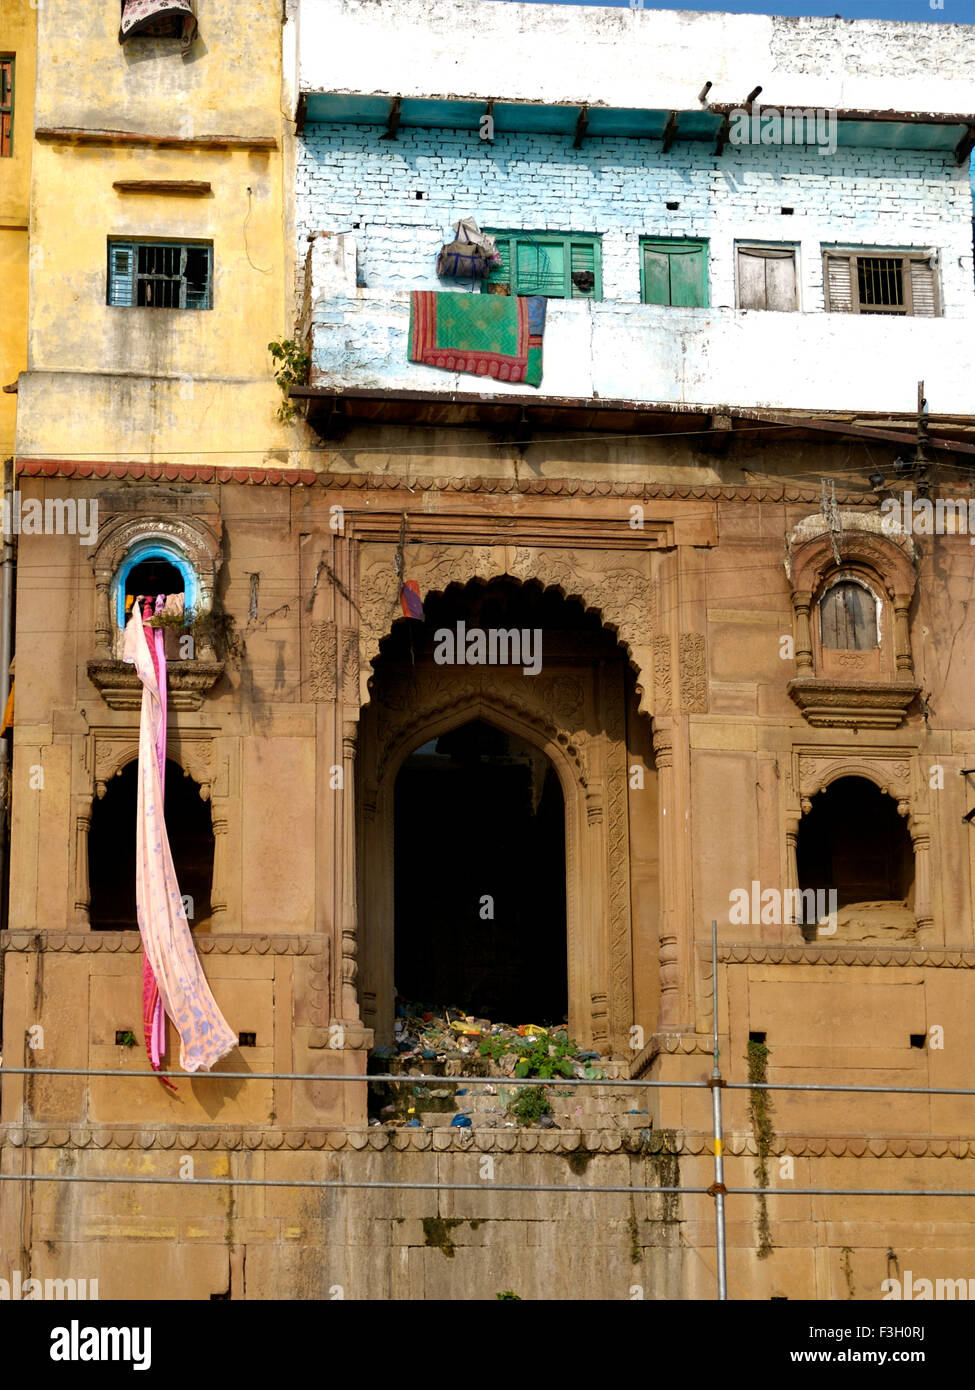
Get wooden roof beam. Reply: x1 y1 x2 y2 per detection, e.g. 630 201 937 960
573 104 589 150
380 97 402 142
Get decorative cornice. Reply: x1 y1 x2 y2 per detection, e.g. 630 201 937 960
717 942 975 968
2 1124 972 1159
0 931 324 956
15 459 871 505
87 659 225 711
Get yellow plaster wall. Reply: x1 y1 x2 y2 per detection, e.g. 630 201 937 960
18 0 302 466
0 0 36 457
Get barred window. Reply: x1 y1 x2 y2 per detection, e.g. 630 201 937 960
108 241 213 310
824 250 939 317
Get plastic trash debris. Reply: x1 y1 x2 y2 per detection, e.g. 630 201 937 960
451 1114 473 1127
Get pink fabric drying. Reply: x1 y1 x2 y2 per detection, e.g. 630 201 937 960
123 606 237 1073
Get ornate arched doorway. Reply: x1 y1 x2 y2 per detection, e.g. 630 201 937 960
356 577 658 1054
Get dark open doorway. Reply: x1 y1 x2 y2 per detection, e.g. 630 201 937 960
797 775 914 927
89 760 215 930
393 719 567 1024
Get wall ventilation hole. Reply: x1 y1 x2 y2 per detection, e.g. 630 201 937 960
781 207 794 215
239 1032 257 1047
666 201 680 210
414 191 424 200
749 1031 767 1044
910 1033 926 1049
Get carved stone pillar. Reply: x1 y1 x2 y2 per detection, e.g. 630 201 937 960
73 807 91 927
908 808 934 939
784 811 804 942
340 719 361 1020
893 595 913 678
652 721 680 1028
792 589 814 675
209 797 228 925
93 569 113 657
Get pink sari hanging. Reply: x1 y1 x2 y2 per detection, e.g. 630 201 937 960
123 602 237 1074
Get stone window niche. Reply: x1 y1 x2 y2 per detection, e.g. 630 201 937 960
89 758 214 930
784 514 919 729
87 517 224 711
796 774 916 943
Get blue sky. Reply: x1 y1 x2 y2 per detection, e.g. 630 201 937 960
496 0 975 19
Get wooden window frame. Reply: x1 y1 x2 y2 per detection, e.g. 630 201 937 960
735 243 799 313
481 231 603 301
639 237 709 308
0 56 13 159
822 248 941 317
107 239 214 310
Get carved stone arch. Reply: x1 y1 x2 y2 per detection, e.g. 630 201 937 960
89 514 222 658
358 692 595 1051
373 685 591 794
356 543 655 714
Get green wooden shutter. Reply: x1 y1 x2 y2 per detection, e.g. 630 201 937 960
516 239 566 297
483 236 512 291
668 243 706 307
569 240 597 299
108 243 137 306
642 240 707 307
642 245 673 305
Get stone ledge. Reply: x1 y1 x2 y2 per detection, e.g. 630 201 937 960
787 676 919 730
1 1125 971 1158
0 931 326 956
87 658 225 711
717 943 975 968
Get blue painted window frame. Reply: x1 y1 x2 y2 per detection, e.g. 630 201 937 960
114 540 197 632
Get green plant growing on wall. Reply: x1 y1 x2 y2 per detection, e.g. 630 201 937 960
478 1029 578 1079
508 1084 552 1125
268 339 311 422
747 1038 775 1260
148 606 244 667
496 1290 521 1300
117 1030 137 1048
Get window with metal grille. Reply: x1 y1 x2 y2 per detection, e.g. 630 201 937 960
819 580 880 651
1 58 13 159
481 232 601 300
108 241 213 310
823 250 939 317
641 238 708 307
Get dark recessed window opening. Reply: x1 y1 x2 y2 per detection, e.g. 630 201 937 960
89 760 214 929
749 1031 767 1044
125 559 185 608
108 240 213 310
238 1032 257 1047
910 1033 926 1049
394 719 567 1024
796 776 915 935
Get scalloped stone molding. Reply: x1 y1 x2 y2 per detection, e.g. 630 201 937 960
2 1124 971 1159
0 931 326 955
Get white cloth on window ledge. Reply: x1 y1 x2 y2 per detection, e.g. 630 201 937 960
119 0 198 48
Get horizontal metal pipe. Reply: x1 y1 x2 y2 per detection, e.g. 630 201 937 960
0 1173 697 1194
0 1173 970 1199
0 1067 695 1087
4 1067 975 1097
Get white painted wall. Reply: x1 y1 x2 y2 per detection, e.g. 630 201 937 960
298 0 975 118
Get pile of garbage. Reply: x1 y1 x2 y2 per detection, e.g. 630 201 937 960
372 997 603 1078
